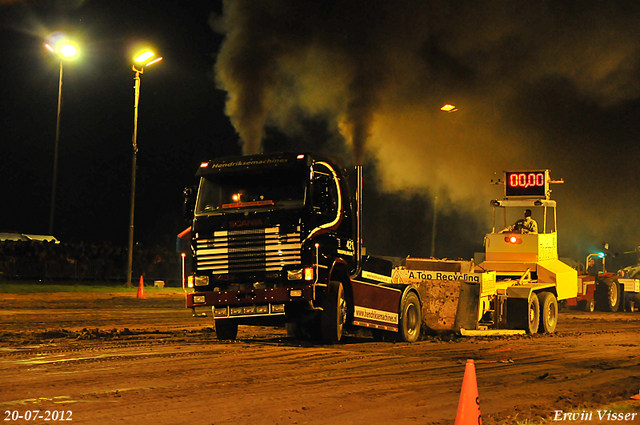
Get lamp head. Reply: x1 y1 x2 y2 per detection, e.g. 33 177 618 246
133 50 163 67
45 32 79 60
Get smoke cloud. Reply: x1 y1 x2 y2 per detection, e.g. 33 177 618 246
213 0 640 264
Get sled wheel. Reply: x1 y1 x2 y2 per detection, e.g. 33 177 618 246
397 291 421 342
537 292 558 334
215 319 238 340
321 281 346 343
525 294 540 335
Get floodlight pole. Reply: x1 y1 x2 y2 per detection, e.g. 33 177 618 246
126 65 143 287
48 61 63 236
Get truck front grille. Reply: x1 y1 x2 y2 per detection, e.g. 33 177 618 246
195 226 302 274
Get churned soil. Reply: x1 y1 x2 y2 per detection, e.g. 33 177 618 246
1 291 639 424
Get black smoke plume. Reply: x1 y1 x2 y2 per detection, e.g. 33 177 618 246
213 0 640 265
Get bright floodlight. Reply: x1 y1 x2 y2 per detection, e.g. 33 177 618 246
134 51 155 63
145 57 163 67
60 44 77 58
441 104 458 112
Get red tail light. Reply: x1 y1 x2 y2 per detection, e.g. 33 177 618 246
505 235 522 244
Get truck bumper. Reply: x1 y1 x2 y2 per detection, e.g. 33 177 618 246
186 285 315 318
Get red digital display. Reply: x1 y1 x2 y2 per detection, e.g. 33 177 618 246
509 173 545 188
505 171 548 197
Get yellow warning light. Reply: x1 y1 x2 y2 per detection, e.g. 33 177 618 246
232 193 241 202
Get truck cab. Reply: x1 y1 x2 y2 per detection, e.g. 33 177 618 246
184 152 422 343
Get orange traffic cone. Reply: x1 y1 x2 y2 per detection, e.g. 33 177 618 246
455 359 482 425
632 390 640 400
136 275 146 299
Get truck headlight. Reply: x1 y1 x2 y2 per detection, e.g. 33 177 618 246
195 276 210 286
272 304 285 313
288 269 303 280
214 307 229 317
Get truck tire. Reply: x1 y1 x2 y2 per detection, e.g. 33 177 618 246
215 319 238 340
287 319 320 340
371 329 389 342
397 291 421 343
596 277 621 312
537 292 558 334
286 322 305 339
321 281 347 343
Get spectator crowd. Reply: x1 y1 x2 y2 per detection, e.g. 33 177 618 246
0 239 182 284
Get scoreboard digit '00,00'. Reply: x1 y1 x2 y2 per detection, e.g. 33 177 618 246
504 170 549 198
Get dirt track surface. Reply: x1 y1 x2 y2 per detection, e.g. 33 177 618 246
1 292 639 425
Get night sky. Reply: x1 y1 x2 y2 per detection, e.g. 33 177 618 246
3 0 640 270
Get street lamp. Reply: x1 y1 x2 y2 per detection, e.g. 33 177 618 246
126 50 163 287
44 34 79 236
440 104 458 113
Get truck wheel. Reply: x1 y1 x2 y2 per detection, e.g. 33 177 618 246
584 298 595 313
321 281 347 343
286 322 305 339
371 329 389 342
287 320 320 340
215 319 238 340
596 277 621 312
525 295 540 334
397 291 421 342
537 292 558 334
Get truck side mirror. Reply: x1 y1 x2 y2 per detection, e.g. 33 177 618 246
183 186 195 223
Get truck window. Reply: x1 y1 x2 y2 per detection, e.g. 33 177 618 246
195 168 307 215
312 167 338 217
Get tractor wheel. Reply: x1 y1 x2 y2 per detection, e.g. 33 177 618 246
397 291 421 342
596 277 621 312
321 281 347 343
584 298 595 313
537 292 558 334
215 319 238 340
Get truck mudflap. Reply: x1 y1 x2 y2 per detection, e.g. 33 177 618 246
350 280 403 332
453 281 481 331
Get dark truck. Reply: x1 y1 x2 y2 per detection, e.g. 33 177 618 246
183 152 421 343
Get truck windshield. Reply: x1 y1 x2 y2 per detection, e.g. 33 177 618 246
195 168 307 215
